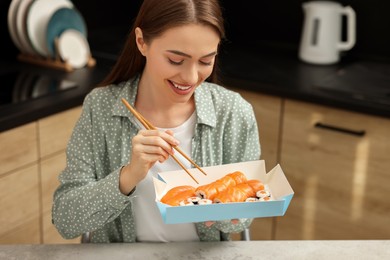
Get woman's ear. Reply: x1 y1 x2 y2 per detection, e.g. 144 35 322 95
135 27 147 56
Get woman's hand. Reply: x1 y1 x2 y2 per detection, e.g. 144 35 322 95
119 129 179 194
130 129 179 177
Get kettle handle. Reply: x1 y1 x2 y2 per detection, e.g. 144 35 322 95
338 6 356 51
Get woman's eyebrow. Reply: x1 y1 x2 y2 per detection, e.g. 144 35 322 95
166 50 218 58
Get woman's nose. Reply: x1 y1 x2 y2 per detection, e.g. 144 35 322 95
181 65 199 85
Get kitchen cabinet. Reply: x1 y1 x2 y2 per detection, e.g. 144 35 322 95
0 123 40 244
228 88 283 240
0 164 40 244
0 107 82 244
38 107 82 158
38 106 82 244
276 99 390 239
0 123 38 176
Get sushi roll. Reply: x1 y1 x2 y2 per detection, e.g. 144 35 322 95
195 182 224 200
235 183 256 197
161 185 195 204
187 196 201 205
259 196 271 202
195 171 247 200
198 199 213 205
256 189 271 199
246 179 265 194
179 200 194 206
162 188 196 206
245 197 259 202
213 186 247 203
226 171 247 185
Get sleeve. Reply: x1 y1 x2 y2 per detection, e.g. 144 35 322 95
51 93 133 239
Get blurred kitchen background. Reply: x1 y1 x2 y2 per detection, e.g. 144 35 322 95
2 0 390 61
0 0 389 244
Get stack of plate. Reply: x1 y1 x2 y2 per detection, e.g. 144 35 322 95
7 0 91 69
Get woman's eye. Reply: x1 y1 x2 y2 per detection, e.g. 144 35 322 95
168 59 183 65
200 60 213 66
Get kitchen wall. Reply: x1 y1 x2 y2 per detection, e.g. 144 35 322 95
1 0 390 61
1 0 18 60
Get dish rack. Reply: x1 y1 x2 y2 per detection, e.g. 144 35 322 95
16 38 96 72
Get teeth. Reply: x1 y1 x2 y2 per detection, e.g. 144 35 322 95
172 82 191 90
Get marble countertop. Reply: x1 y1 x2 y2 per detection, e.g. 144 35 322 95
1 240 389 260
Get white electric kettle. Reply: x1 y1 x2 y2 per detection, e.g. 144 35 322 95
298 1 356 64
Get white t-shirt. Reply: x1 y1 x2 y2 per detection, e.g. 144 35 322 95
133 112 199 242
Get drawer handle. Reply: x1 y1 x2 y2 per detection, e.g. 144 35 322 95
314 122 366 137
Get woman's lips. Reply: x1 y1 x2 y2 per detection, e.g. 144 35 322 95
169 80 194 95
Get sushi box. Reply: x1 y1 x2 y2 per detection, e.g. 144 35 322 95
153 160 294 224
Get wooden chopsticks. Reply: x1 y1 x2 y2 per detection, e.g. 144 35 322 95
121 98 207 184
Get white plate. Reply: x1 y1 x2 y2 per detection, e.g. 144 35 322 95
58 29 91 69
15 0 37 55
26 0 74 57
46 7 87 58
7 0 24 52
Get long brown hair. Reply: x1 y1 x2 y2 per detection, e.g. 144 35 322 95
98 0 225 87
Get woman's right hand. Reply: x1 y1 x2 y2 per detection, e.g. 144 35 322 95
119 129 179 194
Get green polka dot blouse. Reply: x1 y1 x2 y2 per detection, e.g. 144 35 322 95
52 75 261 243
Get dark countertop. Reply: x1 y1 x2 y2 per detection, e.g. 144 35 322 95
0 57 111 132
1 43 389 132
219 43 390 118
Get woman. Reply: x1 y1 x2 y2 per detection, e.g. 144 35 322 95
52 0 260 243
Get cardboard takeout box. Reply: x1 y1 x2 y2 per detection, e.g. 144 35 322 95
153 160 294 224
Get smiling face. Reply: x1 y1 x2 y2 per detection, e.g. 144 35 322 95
135 24 220 105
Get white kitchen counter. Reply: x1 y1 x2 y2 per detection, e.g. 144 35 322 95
1 240 389 260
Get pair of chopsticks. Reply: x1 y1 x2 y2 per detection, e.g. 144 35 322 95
121 98 207 184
